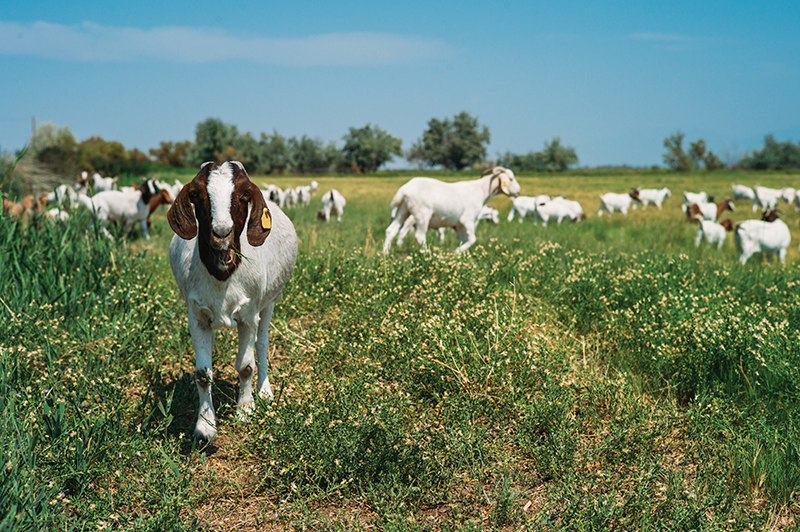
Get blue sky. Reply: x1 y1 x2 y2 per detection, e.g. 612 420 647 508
1 0 799 168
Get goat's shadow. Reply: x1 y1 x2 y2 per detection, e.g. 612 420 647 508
146 369 240 456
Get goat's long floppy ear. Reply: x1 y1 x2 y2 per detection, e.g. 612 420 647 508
167 185 197 240
499 172 511 195
246 181 271 247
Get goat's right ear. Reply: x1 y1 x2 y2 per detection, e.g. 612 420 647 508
167 186 197 240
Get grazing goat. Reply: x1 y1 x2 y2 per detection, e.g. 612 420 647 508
168 161 297 442
783 187 797 207
684 199 735 222
145 187 175 229
681 191 713 214
753 186 784 212
78 180 158 240
384 166 521 254
396 205 500 246
296 181 319 206
92 172 118 193
507 195 552 222
46 184 79 209
731 184 756 204
734 209 791 265
534 197 585 226
317 189 346 222
598 189 639 217
636 187 671 210
694 218 734 249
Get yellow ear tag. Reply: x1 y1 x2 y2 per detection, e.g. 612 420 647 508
261 207 272 230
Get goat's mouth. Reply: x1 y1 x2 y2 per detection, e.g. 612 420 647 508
212 247 236 270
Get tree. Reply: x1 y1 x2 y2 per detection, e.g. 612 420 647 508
28 122 79 176
342 124 403 173
663 131 692 172
149 140 192 167
739 135 800 170
496 137 578 172
287 136 339 174
185 118 239 166
255 131 289 175
408 111 490 170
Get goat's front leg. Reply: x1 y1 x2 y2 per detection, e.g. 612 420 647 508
454 225 476 254
255 303 276 399
235 318 259 420
189 317 217 442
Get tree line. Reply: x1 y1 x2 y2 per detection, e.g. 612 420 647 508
663 131 800 172
13 112 583 178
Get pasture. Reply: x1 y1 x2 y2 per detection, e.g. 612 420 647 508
3 168 800 530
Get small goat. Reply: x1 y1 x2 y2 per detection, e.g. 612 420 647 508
396 205 500 246
78 180 158 240
507 195 552 222
296 181 319 206
534 197 585 226
92 172 118 193
734 209 791 265
731 184 756 204
598 189 639 217
636 187 671 210
681 191 713 214
384 166 520 254
168 161 298 442
753 186 785 213
317 189 346 222
684 199 735 222
694 218 734 249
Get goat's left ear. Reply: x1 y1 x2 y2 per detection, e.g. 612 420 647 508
168 185 197 240
246 182 271 246
499 173 510 195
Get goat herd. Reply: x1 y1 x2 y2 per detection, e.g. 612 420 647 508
4 161 798 441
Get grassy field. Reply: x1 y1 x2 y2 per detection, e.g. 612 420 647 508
3 168 800 530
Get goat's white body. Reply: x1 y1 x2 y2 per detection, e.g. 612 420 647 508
92 173 118 193
690 201 721 222
46 184 78 209
731 184 756 203
682 191 710 214
734 218 791 264
318 189 346 222
397 205 499 245
296 181 319 206
637 187 671 210
598 192 635 216
783 187 797 207
170 200 297 442
695 220 728 249
534 198 584 226
78 189 150 240
384 169 520 254
507 195 550 222
753 186 784 212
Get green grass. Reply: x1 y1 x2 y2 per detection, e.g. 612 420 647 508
2 169 800 530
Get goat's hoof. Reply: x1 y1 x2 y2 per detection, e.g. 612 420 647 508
193 424 217 444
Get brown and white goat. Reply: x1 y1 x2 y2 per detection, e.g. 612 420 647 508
684 199 735 222
168 161 298 442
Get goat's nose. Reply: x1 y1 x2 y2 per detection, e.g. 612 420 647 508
212 229 232 240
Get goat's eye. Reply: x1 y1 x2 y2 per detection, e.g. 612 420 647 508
240 193 251 202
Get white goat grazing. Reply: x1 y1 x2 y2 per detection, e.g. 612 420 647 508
636 187 671 210
598 189 640 217
296 180 319 206
396 205 499 246
694 218 733 249
317 189 346 222
92 172 118 193
731 184 756 204
168 161 298 442
681 191 713 214
734 210 791 265
753 186 784 212
46 184 79 209
384 167 521 254
684 199 735 222
78 180 158 240
534 197 585 226
507 195 551 222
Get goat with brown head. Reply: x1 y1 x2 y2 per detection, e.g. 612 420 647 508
168 161 272 281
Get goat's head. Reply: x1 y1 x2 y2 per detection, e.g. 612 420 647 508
168 161 272 281
483 166 521 197
720 219 734 231
762 209 782 222
629 188 640 200
719 199 735 213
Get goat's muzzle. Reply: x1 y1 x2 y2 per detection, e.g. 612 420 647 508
210 230 236 270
